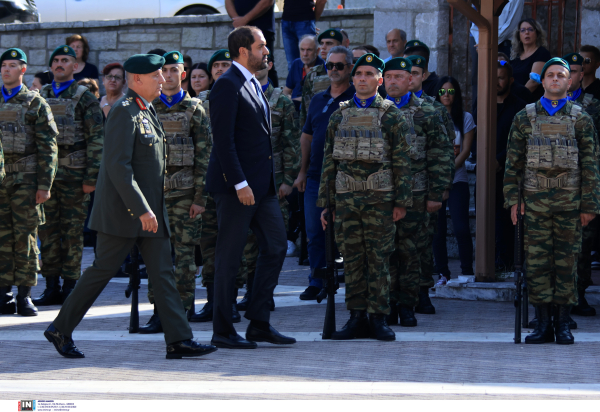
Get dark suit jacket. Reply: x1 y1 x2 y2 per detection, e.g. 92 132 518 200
88 88 170 238
205 63 276 198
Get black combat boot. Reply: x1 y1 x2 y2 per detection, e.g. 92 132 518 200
237 273 253 311
387 302 399 325
529 305 577 330
369 313 396 341
0 286 16 314
32 276 62 306
331 310 370 340
555 305 575 344
61 279 77 303
571 289 596 317
139 306 163 334
189 283 214 322
398 305 417 327
415 287 435 314
16 286 38 316
525 303 554 344
232 289 241 323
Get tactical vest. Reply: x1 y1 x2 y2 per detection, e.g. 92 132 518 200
268 87 285 174
303 67 330 111
42 84 88 169
524 103 582 191
402 98 429 192
0 90 39 173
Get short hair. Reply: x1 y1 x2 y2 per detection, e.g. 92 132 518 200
34 71 53 86
327 46 353 65
386 28 407 43
498 60 513 78
352 46 369 53
340 29 349 42
78 78 99 98
404 49 429 70
362 45 380 57
66 34 90 62
102 62 124 77
183 54 193 67
497 52 509 61
228 26 261 60
580 45 600 62
147 48 167 56
299 34 318 49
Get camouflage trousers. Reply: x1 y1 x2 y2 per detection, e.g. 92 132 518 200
577 216 598 292
336 201 395 315
39 181 90 280
147 194 201 310
420 211 438 289
0 183 43 287
525 209 581 306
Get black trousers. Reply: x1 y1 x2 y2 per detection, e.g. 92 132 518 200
212 189 287 337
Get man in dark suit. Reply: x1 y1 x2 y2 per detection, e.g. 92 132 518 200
206 26 295 349
43 54 217 360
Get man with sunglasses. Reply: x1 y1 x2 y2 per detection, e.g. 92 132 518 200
504 58 600 345
383 57 453 327
293 46 354 301
580 45 600 101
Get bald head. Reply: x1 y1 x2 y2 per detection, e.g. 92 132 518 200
386 29 407 59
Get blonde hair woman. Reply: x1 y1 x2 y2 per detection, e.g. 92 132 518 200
509 18 550 95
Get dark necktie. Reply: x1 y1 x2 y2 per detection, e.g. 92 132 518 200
252 78 266 114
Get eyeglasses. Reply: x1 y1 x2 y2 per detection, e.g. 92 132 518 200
105 75 123 81
322 97 335 113
326 62 348 71
583 58 592 64
520 27 536 33
439 88 455 96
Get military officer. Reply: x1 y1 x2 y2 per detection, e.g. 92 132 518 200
138 51 211 333
44 54 217 359
504 57 600 345
0 48 58 316
34 45 104 306
383 57 453 327
318 54 413 341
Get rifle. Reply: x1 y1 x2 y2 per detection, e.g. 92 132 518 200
313 183 339 339
125 245 141 333
514 181 525 343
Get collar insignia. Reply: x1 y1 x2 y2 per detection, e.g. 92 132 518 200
567 92 573 97
55 82 60 88
552 100 558 108
122 100 130 106
360 99 366 106
167 96 172 102
6 89 11 95
395 98 401 103
136 97 147 110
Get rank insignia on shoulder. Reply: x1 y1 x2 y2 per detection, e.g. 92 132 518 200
122 100 130 106
136 97 147 110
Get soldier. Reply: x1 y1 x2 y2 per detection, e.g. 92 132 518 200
318 53 413 341
504 57 600 345
383 57 453 326
238 53 300 310
0 48 58 316
137 51 211 333
35 45 103 306
0 138 4 184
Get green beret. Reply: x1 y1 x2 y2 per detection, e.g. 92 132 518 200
383 57 412 73
208 49 231 71
0 48 27 65
163 50 184 66
123 54 165 74
317 28 343 45
404 40 430 57
541 57 570 78
351 53 384 77
563 52 584 67
48 45 76 66
407 55 427 70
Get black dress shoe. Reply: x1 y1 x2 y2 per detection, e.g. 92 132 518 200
0 286 16 315
44 324 85 358
299 285 321 300
525 304 555 344
415 287 435 314
331 310 370 340
210 333 257 349
166 339 218 359
398 305 417 327
572 290 596 316
32 277 63 306
16 286 38 316
139 312 163 334
246 323 296 345
386 303 399 325
369 313 396 341
189 283 213 323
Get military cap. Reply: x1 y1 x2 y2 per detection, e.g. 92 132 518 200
407 55 427 70
163 50 184 66
0 48 27 65
383 57 412 73
48 45 76 66
404 40 430 57
123 54 165 74
317 28 343 45
541 57 570 78
351 53 385 77
208 49 231 71
563 52 585 67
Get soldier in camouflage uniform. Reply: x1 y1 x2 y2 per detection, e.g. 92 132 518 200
0 48 58 316
0 138 4 184
504 58 600 345
383 57 453 327
136 51 211 333
34 46 103 307
318 54 413 341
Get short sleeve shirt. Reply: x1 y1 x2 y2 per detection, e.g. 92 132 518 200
510 47 551 86
453 111 476 184
285 56 325 99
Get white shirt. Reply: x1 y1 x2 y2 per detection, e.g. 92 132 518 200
470 0 525 45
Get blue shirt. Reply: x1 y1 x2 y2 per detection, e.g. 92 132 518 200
303 84 355 180
286 56 325 100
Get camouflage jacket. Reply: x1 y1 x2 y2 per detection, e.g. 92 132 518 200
399 93 454 204
41 81 104 186
300 64 329 128
317 94 413 209
503 100 600 214
0 137 4 184
153 92 211 207
573 92 600 139
265 83 300 187
422 91 456 188
0 84 58 190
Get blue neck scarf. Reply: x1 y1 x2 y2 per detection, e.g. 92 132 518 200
567 88 582 102
160 89 185 108
261 79 270 93
353 94 377 108
414 90 423 98
387 92 411 109
2 84 22 102
540 97 567 116
52 79 75 97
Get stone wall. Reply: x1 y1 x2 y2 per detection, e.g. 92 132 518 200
581 0 600 78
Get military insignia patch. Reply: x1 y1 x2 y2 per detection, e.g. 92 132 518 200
64 46 69 52
10 51 16 57
136 97 147 110
6 89 11 95
360 99 366 105
55 82 60 88
225 52 230 58
414 42 418 46
366 55 373 62
572 55 577 62
417 58 421 64
395 98 401 103
173 53 179 60
122 100 130 106
400 61 406 67
330 31 335 36
552 100 558 108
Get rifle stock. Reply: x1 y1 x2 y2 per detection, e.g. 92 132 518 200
514 181 525 343
125 245 140 333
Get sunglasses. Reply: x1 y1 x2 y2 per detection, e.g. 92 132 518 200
583 58 592 64
322 97 335 113
326 62 348 71
439 88 455 96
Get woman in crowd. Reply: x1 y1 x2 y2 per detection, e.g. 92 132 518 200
99 63 126 118
78 78 100 98
31 71 53 91
432 76 475 285
67 34 99 82
509 18 550 98
189 62 212 98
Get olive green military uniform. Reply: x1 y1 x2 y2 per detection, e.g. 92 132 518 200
0 138 4 184
318 94 413 314
38 82 104 281
0 85 58 288
145 92 210 311
503 100 600 306
300 64 330 128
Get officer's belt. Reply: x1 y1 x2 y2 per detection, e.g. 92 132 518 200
273 150 284 174
335 170 393 193
4 154 37 173
57 150 87 169
524 170 580 191
411 169 428 192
